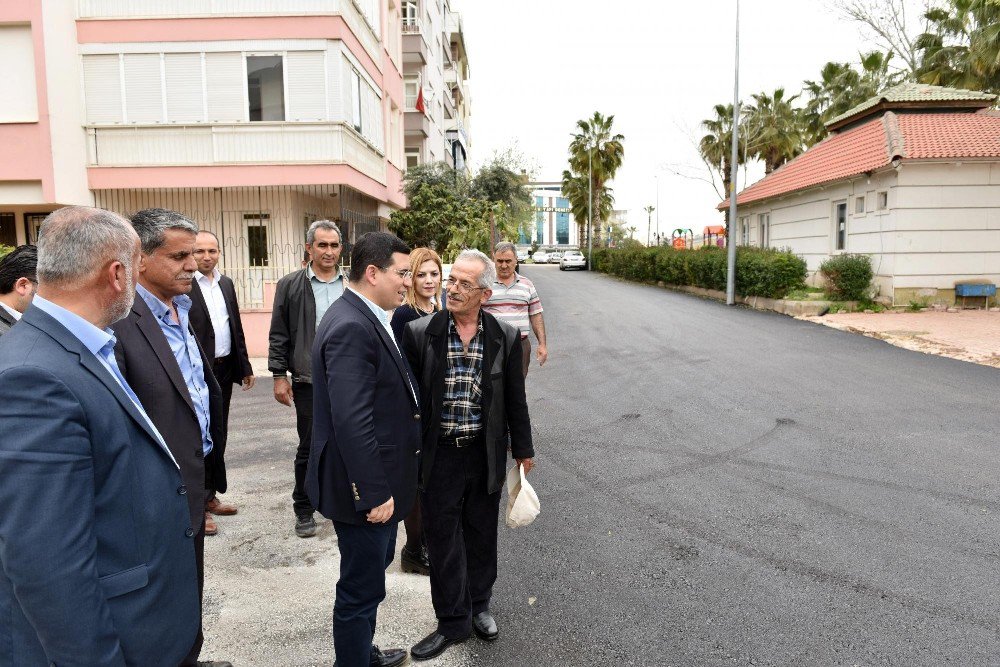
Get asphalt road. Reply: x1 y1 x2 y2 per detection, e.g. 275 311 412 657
205 264 1000 666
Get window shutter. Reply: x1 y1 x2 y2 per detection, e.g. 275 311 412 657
205 52 245 123
123 53 163 123
286 51 326 122
83 54 123 124
342 61 356 129
326 51 342 120
164 53 204 123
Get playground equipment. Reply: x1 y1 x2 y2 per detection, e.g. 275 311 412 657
671 228 694 250
703 225 726 247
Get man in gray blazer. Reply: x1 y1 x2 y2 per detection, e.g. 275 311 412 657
0 207 199 666
0 244 38 337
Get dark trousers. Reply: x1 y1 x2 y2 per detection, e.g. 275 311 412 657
332 520 398 667
423 442 502 639
206 356 235 501
520 336 531 377
180 521 206 666
292 381 315 516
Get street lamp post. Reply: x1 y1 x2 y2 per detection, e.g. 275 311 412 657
587 147 594 270
655 175 660 246
725 0 741 305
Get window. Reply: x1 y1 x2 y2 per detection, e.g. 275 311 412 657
404 76 419 110
0 213 15 246
834 201 847 251
739 216 749 245
24 213 50 244
855 195 865 214
877 191 888 210
243 213 270 266
405 147 420 169
350 68 362 132
757 213 770 247
246 55 284 122
0 25 38 123
402 1 419 30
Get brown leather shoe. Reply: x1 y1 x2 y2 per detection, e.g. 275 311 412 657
206 497 238 516
204 511 218 536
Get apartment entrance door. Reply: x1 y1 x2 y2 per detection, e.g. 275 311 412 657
222 211 270 308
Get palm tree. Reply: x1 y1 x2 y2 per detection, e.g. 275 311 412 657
564 112 624 247
744 88 806 174
803 52 900 146
916 0 1000 93
699 103 748 205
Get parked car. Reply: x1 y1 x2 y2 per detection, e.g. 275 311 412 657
559 250 586 270
516 248 530 262
547 251 563 264
531 250 549 263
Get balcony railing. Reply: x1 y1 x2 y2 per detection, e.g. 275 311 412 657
402 19 421 34
86 122 386 184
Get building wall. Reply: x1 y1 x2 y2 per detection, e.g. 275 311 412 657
735 161 1000 303
524 183 580 248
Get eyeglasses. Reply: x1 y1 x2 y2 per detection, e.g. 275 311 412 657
446 277 484 293
383 268 413 279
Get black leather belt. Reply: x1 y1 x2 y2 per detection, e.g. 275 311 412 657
438 432 483 448
213 354 231 367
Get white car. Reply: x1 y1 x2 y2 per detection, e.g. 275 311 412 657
547 251 563 264
531 250 549 263
516 248 530 262
559 250 586 270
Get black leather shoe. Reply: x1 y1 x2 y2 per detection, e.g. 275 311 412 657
295 514 317 538
472 611 499 641
400 544 430 576
410 631 468 661
371 645 408 667
196 661 234 667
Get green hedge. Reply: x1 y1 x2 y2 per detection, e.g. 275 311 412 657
819 254 873 301
592 243 807 299
0 245 13 260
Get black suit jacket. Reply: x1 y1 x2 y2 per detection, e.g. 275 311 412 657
188 273 253 381
403 309 534 495
306 289 422 525
112 294 226 532
0 304 16 337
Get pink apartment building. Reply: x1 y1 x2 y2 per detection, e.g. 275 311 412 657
0 0 409 353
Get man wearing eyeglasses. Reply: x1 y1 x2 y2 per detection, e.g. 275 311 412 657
402 249 534 661
268 219 346 538
483 241 546 377
0 245 38 338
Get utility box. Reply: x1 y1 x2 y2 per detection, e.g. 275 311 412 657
955 282 996 309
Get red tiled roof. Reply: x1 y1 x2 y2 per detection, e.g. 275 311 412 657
719 110 1000 209
899 112 1000 158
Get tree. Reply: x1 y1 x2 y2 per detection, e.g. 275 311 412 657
563 112 625 248
803 51 901 145
390 160 526 260
916 0 1000 92
469 156 533 243
744 88 806 174
699 104 748 209
834 0 936 76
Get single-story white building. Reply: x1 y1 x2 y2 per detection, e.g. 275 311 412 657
721 83 1000 305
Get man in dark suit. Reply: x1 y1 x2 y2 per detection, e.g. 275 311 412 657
402 249 535 661
0 206 199 666
111 208 231 667
306 232 419 667
190 230 255 533
0 244 38 338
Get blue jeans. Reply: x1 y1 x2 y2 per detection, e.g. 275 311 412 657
332 520 398 667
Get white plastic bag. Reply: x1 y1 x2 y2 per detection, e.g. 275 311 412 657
505 463 540 528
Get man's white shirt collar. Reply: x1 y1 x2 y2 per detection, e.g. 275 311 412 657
0 301 22 321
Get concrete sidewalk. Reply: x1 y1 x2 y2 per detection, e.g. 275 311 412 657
200 380 478 666
802 310 1000 368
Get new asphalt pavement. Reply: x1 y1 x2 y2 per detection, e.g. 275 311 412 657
205 264 1000 666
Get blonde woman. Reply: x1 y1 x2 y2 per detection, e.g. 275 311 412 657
390 247 443 576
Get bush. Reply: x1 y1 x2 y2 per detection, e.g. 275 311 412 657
820 254 873 301
0 245 13 260
591 245 806 299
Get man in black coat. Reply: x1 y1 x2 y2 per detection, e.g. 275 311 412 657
111 208 230 667
402 249 535 661
306 232 418 667
190 230 255 531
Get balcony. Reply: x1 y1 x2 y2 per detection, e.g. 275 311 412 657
86 121 386 184
404 112 430 138
402 27 428 69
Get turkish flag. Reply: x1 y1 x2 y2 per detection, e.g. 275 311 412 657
416 88 426 113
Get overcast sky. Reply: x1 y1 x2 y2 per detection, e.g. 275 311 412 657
454 0 893 243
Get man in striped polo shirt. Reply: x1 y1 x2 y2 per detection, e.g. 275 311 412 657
483 241 547 376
